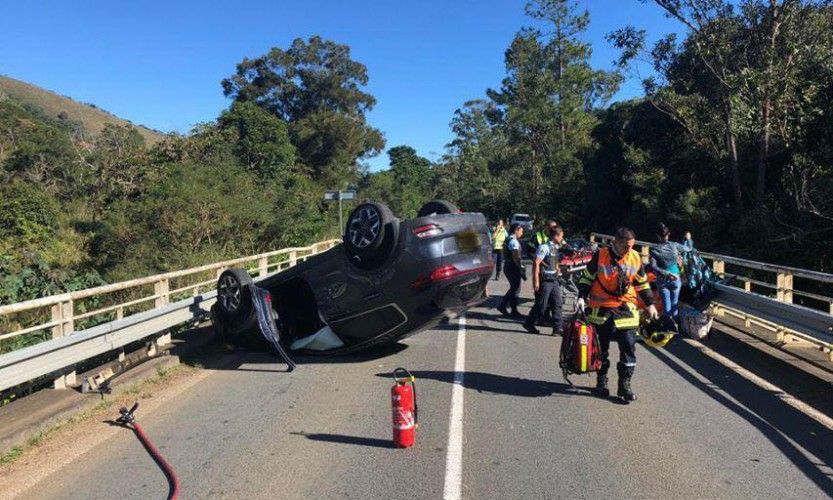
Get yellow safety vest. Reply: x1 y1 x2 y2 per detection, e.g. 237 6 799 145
492 227 508 250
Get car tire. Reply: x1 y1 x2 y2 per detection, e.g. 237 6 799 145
417 200 459 217
212 303 273 351
215 269 254 322
344 201 398 265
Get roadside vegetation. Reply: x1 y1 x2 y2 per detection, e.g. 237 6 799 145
1 1 831 339
0 363 197 468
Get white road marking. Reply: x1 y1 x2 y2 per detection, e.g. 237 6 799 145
443 313 466 500
684 338 833 431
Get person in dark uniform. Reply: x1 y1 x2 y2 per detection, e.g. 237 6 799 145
497 223 526 318
523 226 566 335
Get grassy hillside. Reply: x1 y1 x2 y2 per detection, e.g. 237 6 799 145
0 75 166 144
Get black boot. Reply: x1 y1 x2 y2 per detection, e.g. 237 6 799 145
523 321 541 334
594 374 609 397
617 377 637 403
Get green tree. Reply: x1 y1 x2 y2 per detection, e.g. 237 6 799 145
487 0 621 220
222 36 384 185
218 101 297 179
387 145 432 218
76 124 149 215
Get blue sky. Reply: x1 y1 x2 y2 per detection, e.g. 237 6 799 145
1 0 680 171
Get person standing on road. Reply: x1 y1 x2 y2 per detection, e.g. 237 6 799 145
526 220 558 259
523 226 566 335
650 223 684 320
491 219 509 280
498 223 526 318
576 227 659 402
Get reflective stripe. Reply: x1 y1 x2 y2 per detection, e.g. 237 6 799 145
623 362 636 367
588 248 644 309
580 324 588 371
588 308 607 325
613 317 639 329
634 283 651 292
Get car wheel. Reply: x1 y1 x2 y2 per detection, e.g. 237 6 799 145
344 201 397 263
215 269 254 322
417 200 459 217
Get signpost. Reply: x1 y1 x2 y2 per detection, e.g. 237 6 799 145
324 190 356 234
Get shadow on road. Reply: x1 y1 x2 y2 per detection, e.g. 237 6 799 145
179 340 409 373
290 432 393 449
645 340 833 495
375 370 596 399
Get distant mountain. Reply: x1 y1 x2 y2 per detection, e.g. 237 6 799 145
0 75 166 144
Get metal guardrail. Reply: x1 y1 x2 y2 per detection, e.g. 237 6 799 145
590 233 833 357
0 239 340 392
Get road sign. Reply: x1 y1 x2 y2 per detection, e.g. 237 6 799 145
323 190 356 201
323 190 358 232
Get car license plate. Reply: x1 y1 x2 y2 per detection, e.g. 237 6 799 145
456 230 481 252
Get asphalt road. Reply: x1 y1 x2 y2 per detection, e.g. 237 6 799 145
17 277 833 499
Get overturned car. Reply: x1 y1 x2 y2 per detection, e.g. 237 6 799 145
210 200 493 355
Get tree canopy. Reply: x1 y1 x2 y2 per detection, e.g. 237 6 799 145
3 0 833 340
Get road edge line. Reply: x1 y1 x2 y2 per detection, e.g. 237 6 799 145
443 313 466 500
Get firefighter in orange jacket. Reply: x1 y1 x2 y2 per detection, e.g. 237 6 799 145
576 227 659 402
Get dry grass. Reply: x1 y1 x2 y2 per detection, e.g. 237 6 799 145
0 75 166 144
0 363 197 469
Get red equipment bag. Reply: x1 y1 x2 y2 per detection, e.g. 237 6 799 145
559 310 602 385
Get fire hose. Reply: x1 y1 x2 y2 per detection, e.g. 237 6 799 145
116 402 181 500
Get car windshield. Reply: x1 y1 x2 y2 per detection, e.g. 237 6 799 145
514 215 531 222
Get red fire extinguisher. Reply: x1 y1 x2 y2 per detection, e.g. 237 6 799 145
391 367 418 448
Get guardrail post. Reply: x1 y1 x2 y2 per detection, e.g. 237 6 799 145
776 273 793 303
640 245 650 265
51 300 76 389
258 256 269 277
154 279 170 308
712 260 725 277
153 279 172 350
589 234 596 243
743 280 752 292
289 251 298 267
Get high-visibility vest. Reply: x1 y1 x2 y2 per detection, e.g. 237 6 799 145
587 247 650 309
492 227 508 250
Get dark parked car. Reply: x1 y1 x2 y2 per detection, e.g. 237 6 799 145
210 200 493 355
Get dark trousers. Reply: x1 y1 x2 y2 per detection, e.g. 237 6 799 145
493 250 504 279
596 317 637 379
525 278 563 333
500 266 522 312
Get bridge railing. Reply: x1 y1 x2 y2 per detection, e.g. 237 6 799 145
590 233 833 358
0 239 340 391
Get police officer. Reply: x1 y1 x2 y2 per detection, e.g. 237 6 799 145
497 223 526 318
576 227 659 403
491 219 509 280
523 225 565 335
